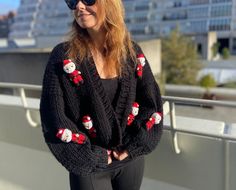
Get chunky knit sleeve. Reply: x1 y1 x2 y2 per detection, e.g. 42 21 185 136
124 43 163 158
40 44 108 176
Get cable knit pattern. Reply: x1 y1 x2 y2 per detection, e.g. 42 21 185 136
40 42 163 176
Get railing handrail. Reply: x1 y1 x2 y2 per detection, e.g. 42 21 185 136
161 95 236 154
0 82 41 127
1 82 236 138
162 95 236 108
0 82 235 105
0 82 41 91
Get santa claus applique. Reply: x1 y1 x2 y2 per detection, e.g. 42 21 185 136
63 59 84 86
56 128 86 144
82 115 96 138
127 102 139 126
146 112 162 131
136 54 146 79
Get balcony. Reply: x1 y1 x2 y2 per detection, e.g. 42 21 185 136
1 82 236 190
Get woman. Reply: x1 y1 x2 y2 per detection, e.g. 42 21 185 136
40 0 163 189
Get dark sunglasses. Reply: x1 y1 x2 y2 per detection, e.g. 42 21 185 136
64 0 96 10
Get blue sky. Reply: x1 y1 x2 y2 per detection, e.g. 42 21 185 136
0 0 20 15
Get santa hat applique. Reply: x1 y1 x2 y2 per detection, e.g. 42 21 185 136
63 59 72 66
133 102 139 108
82 115 96 138
145 112 162 131
82 116 92 125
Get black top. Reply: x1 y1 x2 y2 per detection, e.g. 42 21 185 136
101 77 133 170
101 77 119 108
40 42 163 176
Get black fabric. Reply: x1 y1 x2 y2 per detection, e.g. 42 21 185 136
101 77 119 108
40 41 163 176
69 156 145 190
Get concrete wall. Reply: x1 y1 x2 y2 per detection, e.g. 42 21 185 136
0 40 161 85
0 51 49 85
192 32 217 60
138 39 161 75
207 32 217 60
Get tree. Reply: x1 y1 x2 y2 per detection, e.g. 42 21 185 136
162 28 202 85
222 47 230 59
199 74 216 101
199 74 216 90
211 42 220 57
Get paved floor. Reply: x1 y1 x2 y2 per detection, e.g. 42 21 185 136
0 141 190 190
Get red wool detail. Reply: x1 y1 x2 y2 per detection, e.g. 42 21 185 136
63 59 72 66
56 128 86 144
136 63 143 79
63 59 84 86
68 70 84 85
136 54 146 79
72 133 86 144
82 115 96 138
127 102 139 126
145 112 163 131
146 118 155 131
127 114 135 126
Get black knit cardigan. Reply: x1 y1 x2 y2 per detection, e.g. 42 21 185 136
40 42 163 176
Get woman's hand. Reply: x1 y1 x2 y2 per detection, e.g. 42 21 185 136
113 150 129 161
108 155 112 164
107 150 112 164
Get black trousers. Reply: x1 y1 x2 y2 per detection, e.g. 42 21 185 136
69 156 145 190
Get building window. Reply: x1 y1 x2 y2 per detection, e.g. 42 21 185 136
173 1 182 7
211 5 232 17
190 21 207 33
190 0 209 5
232 38 236 51
163 11 187 21
188 7 208 19
212 0 232 3
209 19 231 31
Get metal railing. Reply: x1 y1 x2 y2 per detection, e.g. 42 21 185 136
162 96 236 153
1 82 236 137
162 96 236 190
1 82 236 190
0 82 41 127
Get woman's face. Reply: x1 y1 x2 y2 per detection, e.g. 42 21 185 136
74 1 101 32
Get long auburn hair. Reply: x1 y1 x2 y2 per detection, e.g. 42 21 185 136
67 0 136 77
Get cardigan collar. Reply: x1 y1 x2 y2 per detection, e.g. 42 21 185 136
77 56 135 148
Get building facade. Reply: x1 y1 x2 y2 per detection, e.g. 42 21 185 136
9 0 162 48
7 0 236 54
157 0 236 54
